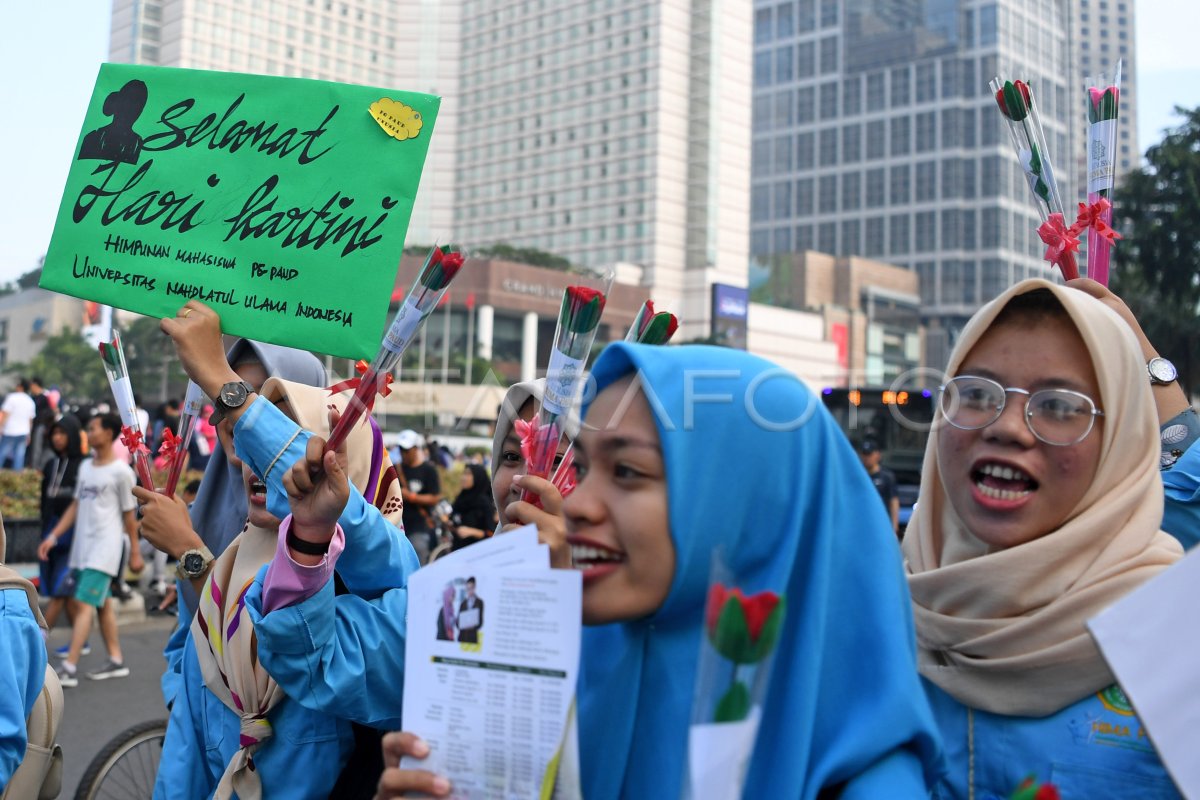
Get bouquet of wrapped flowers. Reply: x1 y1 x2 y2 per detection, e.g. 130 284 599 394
989 70 1126 286
98 332 155 490
158 380 204 498
519 280 610 507
325 244 465 452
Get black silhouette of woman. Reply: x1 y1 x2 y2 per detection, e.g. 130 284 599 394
79 79 148 165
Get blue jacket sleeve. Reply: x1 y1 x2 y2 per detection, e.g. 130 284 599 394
1163 441 1200 550
160 612 189 710
233 397 419 599
246 569 407 730
0 588 47 786
153 643 213 800
839 748 932 800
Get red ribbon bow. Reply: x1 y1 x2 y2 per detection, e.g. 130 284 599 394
158 428 181 460
1036 213 1080 264
1073 198 1122 244
120 427 149 456
328 360 394 399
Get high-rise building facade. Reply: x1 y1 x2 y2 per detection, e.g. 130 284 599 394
453 0 753 338
750 0 1078 366
107 0 460 246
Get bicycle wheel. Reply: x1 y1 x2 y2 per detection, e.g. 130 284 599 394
74 719 168 800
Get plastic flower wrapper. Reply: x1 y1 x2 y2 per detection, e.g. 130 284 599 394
159 380 204 498
98 331 156 490
539 299 678 503
1085 60 1122 286
1009 775 1060 800
683 553 786 800
519 270 613 506
325 244 465 452
990 76 1078 280
625 300 679 345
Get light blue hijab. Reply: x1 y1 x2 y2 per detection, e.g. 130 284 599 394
576 343 942 799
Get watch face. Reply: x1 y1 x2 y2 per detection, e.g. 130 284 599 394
183 553 204 574
1150 359 1178 382
220 382 248 406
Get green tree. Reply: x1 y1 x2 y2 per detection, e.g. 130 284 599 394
121 316 192 404
4 329 108 403
1112 106 1200 397
474 242 574 272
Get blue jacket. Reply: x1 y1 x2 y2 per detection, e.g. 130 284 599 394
1163 438 1200 550
0 587 46 786
925 680 1181 799
154 397 416 797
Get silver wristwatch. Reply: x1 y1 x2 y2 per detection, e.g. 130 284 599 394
1147 357 1178 386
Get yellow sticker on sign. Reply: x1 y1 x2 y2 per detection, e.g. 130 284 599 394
369 98 423 141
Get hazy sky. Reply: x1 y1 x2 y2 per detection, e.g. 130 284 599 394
1 0 1198 285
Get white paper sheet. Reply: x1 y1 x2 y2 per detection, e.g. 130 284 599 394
1088 546 1200 799
401 525 582 799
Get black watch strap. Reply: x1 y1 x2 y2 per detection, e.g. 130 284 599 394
287 526 332 555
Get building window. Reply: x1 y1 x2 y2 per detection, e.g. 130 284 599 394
866 168 885 208
797 131 815 168
841 172 861 211
890 165 911 204
841 220 861 255
796 177 814 215
819 36 838 73
866 120 886 160
776 89 796 127
916 160 937 202
820 0 838 28
797 86 815 123
842 125 862 163
819 221 837 253
819 127 838 164
776 45 795 82
889 214 911 254
819 175 837 210
915 112 937 153
891 116 911 155
915 62 936 103
915 211 937 251
777 2 795 37
865 217 885 256
890 66 911 107
797 41 815 78
755 8 773 44
798 0 816 31
774 136 794 173
867 72 885 109
774 181 793 218
819 82 838 119
754 51 773 86
842 76 861 115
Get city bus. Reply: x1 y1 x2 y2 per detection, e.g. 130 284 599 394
820 386 936 531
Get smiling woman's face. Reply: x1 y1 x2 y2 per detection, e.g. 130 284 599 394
563 375 674 625
937 315 1104 549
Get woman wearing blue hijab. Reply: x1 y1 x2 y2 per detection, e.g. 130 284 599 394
378 343 941 798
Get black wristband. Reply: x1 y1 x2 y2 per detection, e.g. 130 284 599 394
286 526 331 555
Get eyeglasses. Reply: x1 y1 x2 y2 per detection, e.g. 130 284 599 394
938 375 1104 446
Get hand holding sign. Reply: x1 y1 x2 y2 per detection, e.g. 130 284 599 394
160 302 242 401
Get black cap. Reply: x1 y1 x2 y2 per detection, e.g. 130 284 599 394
858 439 879 454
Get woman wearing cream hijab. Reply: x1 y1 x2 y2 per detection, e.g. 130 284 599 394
904 279 1185 798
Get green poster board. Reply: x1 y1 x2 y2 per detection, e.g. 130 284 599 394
41 63 439 359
